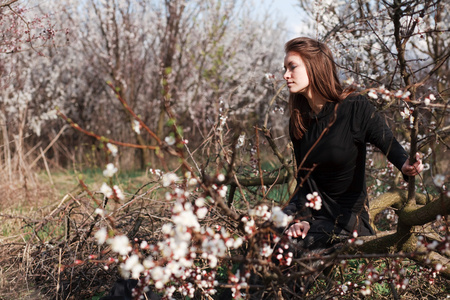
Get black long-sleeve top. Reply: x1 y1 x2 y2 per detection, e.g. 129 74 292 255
284 95 408 236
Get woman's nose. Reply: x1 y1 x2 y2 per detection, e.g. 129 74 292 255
283 70 290 80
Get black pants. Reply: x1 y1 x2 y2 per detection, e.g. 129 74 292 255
100 279 160 300
295 221 348 250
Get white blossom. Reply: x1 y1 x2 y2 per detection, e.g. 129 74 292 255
401 278 409 289
306 192 322 210
165 135 176 145
108 235 131 255
140 240 148 249
368 90 378 99
233 237 243 248
236 133 245 148
162 172 179 187
217 115 227 132
173 210 200 229
270 206 292 227
196 207 208 219
195 197 205 207
264 73 274 80
243 218 255 234
103 163 118 177
260 244 273 257
123 255 144 279
149 168 162 177
100 183 113 198
433 174 445 187
132 120 141 134
400 107 411 119
188 178 198 186
361 287 371 296
113 185 125 200
150 266 164 281
344 77 354 85
217 185 228 197
154 281 164 289
395 90 403 97
94 227 107 245
131 263 144 279
143 256 155 269
249 205 271 220
161 223 173 235
106 143 118 156
427 240 439 250
95 208 105 217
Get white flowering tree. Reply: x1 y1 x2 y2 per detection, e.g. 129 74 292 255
48 0 287 169
0 0 69 187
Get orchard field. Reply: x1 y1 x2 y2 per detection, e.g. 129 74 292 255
0 0 449 299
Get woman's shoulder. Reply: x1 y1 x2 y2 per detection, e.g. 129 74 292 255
342 93 369 106
340 94 375 114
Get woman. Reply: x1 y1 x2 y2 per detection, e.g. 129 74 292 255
282 37 423 250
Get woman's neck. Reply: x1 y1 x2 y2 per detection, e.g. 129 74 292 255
305 90 327 114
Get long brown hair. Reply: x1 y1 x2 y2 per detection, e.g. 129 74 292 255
285 37 353 139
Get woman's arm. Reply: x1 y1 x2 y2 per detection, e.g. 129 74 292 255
356 96 421 175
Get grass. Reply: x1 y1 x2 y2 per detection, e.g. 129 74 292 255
307 258 449 299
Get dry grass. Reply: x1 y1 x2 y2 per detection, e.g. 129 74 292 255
0 170 160 299
0 178 59 299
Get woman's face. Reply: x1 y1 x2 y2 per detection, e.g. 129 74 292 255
283 51 309 94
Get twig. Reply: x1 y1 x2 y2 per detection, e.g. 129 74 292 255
30 125 68 168
0 0 19 8
255 126 265 198
263 83 286 128
40 147 54 186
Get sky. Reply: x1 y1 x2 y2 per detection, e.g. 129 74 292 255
260 0 308 39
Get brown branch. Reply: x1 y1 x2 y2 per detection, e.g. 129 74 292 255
0 0 19 8
106 82 162 145
56 110 158 150
399 193 449 227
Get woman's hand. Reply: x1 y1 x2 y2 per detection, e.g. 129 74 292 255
286 221 310 239
401 152 424 177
